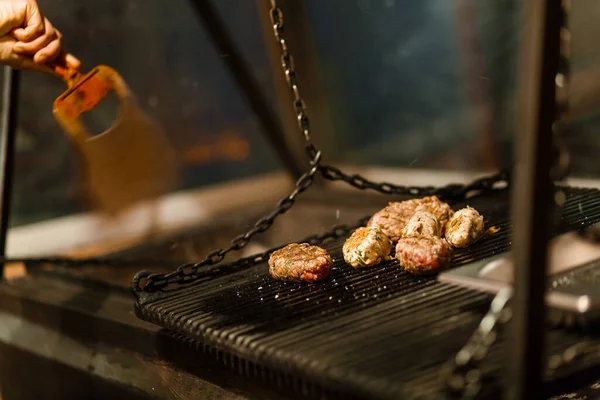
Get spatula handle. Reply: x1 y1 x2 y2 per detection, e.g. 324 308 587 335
48 55 81 87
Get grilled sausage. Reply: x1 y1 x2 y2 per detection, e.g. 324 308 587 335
445 206 484 248
395 236 453 274
402 211 442 239
269 243 333 282
343 227 393 268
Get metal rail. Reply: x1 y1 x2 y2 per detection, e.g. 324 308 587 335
0 67 19 280
508 0 564 398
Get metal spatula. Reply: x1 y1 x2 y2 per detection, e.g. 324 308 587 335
48 59 179 214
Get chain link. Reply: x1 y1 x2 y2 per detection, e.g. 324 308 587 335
269 1 319 161
268 0 512 201
131 0 514 293
443 288 513 398
320 164 511 201
132 1 583 396
133 155 322 292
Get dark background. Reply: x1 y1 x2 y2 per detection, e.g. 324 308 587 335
8 0 600 226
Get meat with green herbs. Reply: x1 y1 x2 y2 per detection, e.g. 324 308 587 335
268 243 333 282
343 227 393 268
445 206 485 248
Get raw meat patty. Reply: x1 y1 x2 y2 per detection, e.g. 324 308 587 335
396 236 453 275
343 227 393 268
268 243 333 282
445 206 485 248
402 211 441 238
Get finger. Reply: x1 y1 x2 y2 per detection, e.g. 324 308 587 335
33 35 61 64
13 18 55 55
12 2 45 42
49 30 81 70
65 53 81 70
15 55 54 74
0 39 53 73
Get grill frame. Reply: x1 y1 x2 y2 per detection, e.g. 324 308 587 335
134 187 600 399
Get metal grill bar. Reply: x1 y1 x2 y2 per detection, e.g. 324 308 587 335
135 188 600 399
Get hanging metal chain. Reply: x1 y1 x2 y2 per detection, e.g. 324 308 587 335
132 156 321 293
268 0 511 201
320 164 511 201
269 1 319 162
442 290 599 399
131 0 515 294
443 289 513 398
444 1 573 397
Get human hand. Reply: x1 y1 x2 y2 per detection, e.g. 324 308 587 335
0 0 80 73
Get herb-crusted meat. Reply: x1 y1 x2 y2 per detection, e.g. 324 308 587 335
268 243 333 282
445 206 485 248
402 211 441 239
414 196 454 233
343 227 393 268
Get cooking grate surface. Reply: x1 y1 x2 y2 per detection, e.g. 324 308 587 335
134 188 600 399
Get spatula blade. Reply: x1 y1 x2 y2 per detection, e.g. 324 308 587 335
53 65 179 214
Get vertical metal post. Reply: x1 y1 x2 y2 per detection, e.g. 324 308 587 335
0 67 19 279
507 1 563 398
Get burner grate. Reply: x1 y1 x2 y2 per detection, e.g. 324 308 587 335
134 188 600 399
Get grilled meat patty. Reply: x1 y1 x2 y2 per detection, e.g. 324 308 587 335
367 196 453 241
402 211 441 239
445 206 485 248
269 243 333 282
343 227 393 268
414 196 454 233
395 236 453 274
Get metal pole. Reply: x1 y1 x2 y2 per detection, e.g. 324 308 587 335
186 0 305 180
0 67 19 279
507 1 563 398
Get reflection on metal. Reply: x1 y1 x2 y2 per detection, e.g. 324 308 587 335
0 67 19 279
509 0 564 398
187 0 304 179
439 232 600 326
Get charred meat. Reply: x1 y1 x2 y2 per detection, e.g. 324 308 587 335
269 243 333 282
343 227 393 268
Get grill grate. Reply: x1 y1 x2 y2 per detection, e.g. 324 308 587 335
135 187 600 399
